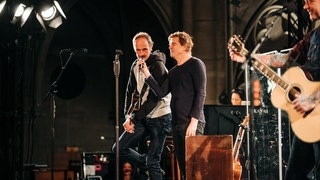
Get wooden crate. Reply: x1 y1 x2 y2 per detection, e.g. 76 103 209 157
34 170 74 180
185 135 233 180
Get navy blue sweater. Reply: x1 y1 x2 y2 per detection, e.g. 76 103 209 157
146 57 206 125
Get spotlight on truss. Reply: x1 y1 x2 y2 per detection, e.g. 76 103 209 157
11 3 34 27
36 0 66 30
0 0 6 14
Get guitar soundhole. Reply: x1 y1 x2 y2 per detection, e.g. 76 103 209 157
288 86 301 102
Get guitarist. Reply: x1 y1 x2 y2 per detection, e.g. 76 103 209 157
228 1 320 179
112 32 172 180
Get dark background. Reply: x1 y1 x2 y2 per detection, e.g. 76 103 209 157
0 0 310 179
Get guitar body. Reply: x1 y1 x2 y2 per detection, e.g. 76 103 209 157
126 90 140 123
233 161 242 180
232 115 249 179
271 67 320 142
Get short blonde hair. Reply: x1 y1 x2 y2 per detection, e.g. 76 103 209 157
168 31 194 52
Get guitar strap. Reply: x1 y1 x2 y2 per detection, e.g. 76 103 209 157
139 82 148 107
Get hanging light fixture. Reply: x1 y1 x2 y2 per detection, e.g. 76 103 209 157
11 3 34 27
36 0 66 30
0 0 6 14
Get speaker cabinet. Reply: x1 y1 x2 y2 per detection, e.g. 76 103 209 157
82 152 115 180
204 105 247 137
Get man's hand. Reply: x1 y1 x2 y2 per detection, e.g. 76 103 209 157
293 94 316 113
228 44 246 63
186 117 198 136
123 118 135 133
137 59 151 78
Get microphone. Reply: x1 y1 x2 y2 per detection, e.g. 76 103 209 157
115 49 123 61
115 49 123 55
231 110 241 116
138 58 144 71
231 110 242 120
263 2 296 19
61 48 88 54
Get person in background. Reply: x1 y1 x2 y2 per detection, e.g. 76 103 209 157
112 32 172 180
139 31 207 179
230 88 245 106
121 161 134 180
228 1 320 179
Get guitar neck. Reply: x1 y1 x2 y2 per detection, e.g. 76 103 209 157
251 59 289 91
233 126 246 160
230 35 293 93
232 115 249 160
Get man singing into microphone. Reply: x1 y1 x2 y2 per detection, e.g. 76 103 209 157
112 32 171 179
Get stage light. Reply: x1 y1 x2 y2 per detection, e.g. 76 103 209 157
0 0 6 14
36 0 66 30
11 3 34 27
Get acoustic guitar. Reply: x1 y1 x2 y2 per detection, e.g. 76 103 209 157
127 89 140 123
229 35 320 143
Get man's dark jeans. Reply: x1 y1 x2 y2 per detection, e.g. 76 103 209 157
112 113 171 180
285 135 320 180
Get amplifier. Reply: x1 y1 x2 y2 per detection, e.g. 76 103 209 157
82 151 115 180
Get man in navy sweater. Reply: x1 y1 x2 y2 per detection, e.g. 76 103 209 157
139 31 207 179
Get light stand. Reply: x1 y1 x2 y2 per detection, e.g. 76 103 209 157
244 16 281 180
243 62 252 180
113 49 123 180
277 67 283 179
44 50 75 180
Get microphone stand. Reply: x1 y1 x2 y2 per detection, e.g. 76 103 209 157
43 51 75 180
245 16 281 180
113 49 122 180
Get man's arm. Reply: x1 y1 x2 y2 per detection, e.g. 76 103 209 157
188 59 206 120
228 40 291 68
251 53 290 68
186 59 206 136
138 59 170 98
